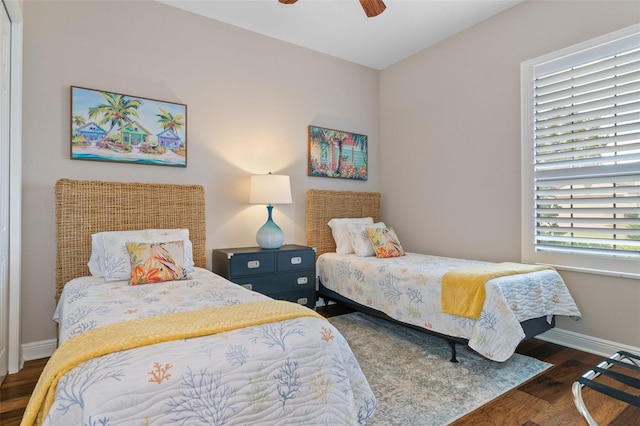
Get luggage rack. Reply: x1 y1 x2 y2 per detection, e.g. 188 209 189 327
572 350 640 425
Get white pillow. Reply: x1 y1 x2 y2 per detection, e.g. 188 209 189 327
88 237 106 277
327 217 373 254
347 221 385 257
89 229 195 281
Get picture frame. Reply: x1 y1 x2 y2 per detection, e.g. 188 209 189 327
71 86 187 167
308 125 368 180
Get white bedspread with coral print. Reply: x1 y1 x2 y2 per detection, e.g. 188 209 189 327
317 253 581 362
47 268 376 425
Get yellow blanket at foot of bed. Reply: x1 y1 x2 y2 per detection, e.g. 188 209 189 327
21 300 324 426
441 262 553 320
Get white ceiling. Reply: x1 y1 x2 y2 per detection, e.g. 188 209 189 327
158 0 524 70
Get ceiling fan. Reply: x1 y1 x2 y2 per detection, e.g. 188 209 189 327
278 0 386 18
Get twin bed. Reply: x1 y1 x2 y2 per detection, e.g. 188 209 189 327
23 180 376 425
306 189 581 363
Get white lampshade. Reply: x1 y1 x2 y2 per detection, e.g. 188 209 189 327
249 174 292 205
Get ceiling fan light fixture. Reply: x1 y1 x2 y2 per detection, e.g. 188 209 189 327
278 0 387 18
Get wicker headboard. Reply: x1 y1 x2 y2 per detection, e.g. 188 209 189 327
306 189 381 258
55 179 206 300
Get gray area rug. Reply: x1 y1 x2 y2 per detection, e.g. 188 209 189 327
329 312 552 425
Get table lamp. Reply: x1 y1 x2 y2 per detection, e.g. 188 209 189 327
249 173 292 249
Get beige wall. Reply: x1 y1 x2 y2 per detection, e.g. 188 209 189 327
21 0 380 344
380 1 640 347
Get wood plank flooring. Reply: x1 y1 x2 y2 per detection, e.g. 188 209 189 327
452 337 640 425
2 304 638 425
1 357 48 425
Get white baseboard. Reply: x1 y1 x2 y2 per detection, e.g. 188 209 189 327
21 327 639 364
22 339 57 361
536 328 640 358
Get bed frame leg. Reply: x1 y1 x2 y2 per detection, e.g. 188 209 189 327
321 296 329 313
448 340 458 363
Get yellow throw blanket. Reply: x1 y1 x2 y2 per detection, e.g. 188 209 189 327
441 262 553 320
21 300 324 426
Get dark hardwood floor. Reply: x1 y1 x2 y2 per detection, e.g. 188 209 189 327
1 357 48 426
1 304 638 425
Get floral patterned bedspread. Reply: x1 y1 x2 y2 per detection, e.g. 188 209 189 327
317 253 581 362
47 268 376 425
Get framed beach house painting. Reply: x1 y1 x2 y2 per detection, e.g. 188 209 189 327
308 125 367 180
71 86 187 167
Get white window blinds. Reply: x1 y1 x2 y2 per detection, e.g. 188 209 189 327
522 25 640 277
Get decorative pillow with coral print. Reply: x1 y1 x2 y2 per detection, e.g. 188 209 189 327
365 226 405 258
126 240 190 285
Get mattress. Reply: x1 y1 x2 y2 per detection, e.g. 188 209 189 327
37 268 376 425
317 252 582 362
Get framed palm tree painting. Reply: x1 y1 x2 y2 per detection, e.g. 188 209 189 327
308 125 367 180
71 86 187 167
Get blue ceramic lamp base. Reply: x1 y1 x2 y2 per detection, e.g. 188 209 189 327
256 204 284 249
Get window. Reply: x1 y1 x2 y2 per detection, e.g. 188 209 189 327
521 25 640 278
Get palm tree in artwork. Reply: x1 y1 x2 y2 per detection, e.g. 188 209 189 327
332 133 346 175
87 92 141 143
72 114 86 128
156 107 185 134
334 132 366 177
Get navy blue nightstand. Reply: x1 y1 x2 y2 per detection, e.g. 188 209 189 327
212 245 316 309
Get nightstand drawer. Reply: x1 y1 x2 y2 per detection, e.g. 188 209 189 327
270 289 316 309
228 252 275 277
276 249 315 272
232 271 315 294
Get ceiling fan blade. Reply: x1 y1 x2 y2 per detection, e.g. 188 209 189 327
359 0 386 17
279 0 298 4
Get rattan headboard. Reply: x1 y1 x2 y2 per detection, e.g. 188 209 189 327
55 179 206 300
306 189 381 258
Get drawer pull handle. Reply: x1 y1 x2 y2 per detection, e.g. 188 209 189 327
241 283 253 290
247 260 260 269
297 277 308 285
290 256 302 265
297 297 308 305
